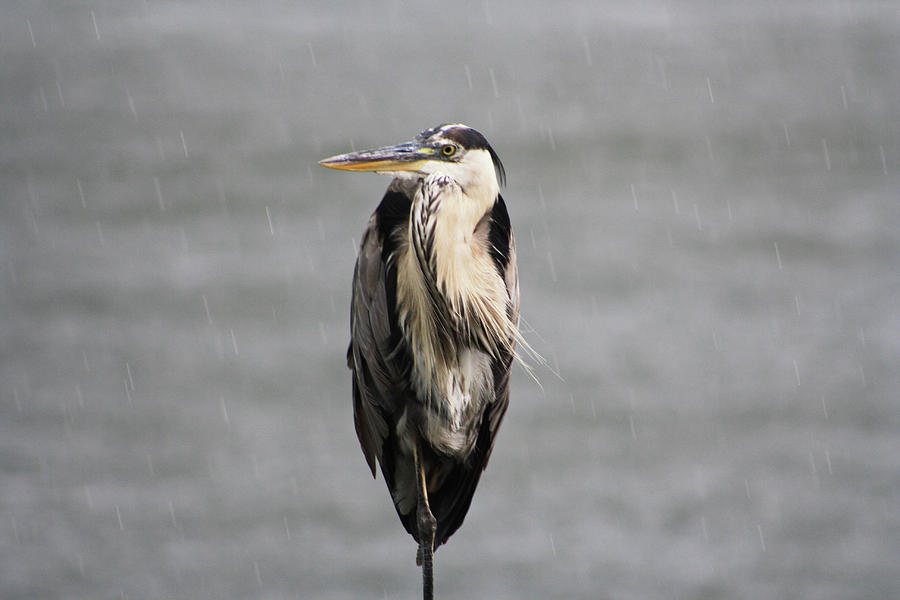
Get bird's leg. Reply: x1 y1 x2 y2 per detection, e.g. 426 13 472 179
414 440 437 600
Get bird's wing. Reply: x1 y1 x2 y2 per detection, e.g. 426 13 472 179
348 213 405 477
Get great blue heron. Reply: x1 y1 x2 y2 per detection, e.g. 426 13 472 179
319 124 521 599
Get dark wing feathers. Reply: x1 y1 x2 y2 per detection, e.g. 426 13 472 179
349 189 413 476
349 219 393 475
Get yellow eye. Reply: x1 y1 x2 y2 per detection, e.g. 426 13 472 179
441 145 456 157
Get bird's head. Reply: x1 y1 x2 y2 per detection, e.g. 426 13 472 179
318 124 505 196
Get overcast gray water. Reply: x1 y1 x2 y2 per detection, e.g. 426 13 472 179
2 2 898 598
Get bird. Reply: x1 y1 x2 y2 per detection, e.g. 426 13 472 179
319 124 522 599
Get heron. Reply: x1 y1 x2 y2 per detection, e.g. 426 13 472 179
319 124 522 599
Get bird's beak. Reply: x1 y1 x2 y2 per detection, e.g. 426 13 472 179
318 141 434 174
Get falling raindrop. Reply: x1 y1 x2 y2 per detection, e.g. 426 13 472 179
91 10 101 41
126 362 135 391
489 67 499 98
230 328 239 356
706 76 715 103
821 138 831 171
220 396 231 430
126 87 137 121
26 18 36 48
77 178 86 208
180 130 189 158
307 41 317 68
202 294 213 324
782 122 791 146
463 64 473 90
582 35 593 67
265 206 275 235
630 184 639 211
756 524 766 552
878 145 887 175
773 241 783 270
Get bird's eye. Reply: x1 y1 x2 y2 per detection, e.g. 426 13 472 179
441 145 457 157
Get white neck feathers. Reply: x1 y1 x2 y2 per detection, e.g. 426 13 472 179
395 162 514 402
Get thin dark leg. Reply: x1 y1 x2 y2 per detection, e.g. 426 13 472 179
414 441 437 600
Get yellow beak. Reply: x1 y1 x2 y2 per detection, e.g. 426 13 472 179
318 141 434 174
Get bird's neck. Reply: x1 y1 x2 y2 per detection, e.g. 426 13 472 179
397 173 514 399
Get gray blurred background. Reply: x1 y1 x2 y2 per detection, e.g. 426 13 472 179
2 1 898 599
